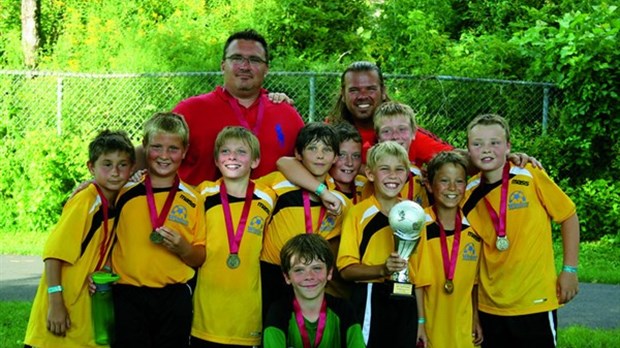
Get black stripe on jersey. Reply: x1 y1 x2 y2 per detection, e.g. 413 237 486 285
359 213 389 259
203 192 260 211
80 205 118 257
271 190 321 217
461 174 514 216
425 221 472 241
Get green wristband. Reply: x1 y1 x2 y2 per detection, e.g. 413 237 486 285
562 265 578 273
418 317 426 324
47 285 63 294
315 183 327 196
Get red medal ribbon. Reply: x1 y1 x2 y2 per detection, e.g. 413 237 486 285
145 174 180 230
226 93 266 136
434 206 463 283
302 191 326 234
220 181 255 254
293 297 327 348
93 184 111 271
482 163 510 239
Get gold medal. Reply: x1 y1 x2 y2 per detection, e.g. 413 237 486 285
150 230 163 244
227 254 240 269
496 236 509 251
444 279 454 294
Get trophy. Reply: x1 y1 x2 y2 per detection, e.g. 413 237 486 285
388 200 425 296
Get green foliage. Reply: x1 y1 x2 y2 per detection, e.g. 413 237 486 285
0 130 89 233
511 4 620 184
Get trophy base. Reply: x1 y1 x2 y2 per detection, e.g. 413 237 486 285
390 282 414 297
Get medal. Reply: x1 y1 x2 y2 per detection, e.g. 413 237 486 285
496 236 509 251
150 230 164 244
227 254 241 269
444 279 454 294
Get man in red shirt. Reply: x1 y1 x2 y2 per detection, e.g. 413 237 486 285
172 29 304 185
326 61 452 166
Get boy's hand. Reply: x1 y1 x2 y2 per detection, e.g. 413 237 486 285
508 153 543 169
472 320 484 345
155 226 190 256
47 298 71 336
69 180 94 199
557 271 579 304
319 190 343 216
383 252 407 276
416 325 428 347
129 169 147 183
267 92 294 105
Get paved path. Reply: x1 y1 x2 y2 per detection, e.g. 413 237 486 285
1 255 619 329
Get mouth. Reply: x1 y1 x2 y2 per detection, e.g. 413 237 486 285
384 182 400 190
224 164 241 170
445 193 459 200
356 103 371 109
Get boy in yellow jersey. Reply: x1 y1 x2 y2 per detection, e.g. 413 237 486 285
278 122 367 205
337 141 418 348
259 122 352 318
462 114 579 347
191 126 276 347
361 101 429 206
409 151 484 348
263 234 365 348
111 112 206 348
25 130 135 348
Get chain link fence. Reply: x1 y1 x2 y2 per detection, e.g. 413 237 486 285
1 70 562 148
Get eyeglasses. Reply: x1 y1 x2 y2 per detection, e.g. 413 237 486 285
225 55 267 67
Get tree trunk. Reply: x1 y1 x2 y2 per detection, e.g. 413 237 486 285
21 0 40 69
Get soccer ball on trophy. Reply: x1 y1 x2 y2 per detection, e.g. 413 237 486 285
388 200 426 285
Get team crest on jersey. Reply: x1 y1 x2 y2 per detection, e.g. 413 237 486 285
319 215 336 233
169 205 189 225
247 216 265 236
462 242 478 261
508 190 529 210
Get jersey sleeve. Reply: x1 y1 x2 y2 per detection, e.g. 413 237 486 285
532 165 576 223
337 208 362 271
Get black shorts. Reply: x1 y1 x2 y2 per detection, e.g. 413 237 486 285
350 282 417 348
112 283 193 348
480 310 558 348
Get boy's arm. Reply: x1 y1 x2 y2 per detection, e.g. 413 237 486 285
276 156 342 215
155 226 206 268
415 287 428 347
45 258 71 336
471 285 483 345
340 252 406 282
557 213 580 304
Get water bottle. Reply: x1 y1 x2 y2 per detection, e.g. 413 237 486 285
92 271 120 345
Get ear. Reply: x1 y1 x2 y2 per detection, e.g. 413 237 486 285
424 179 433 194
327 267 333 281
87 161 95 176
295 149 303 161
283 272 292 285
365 166 375 182
220 59 226 73
182 145 189 159
251 157 260 170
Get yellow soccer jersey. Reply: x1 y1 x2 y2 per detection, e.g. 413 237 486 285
192 179 276 346
25 184 116 348
259 172 351 265
337 195 397 283
112 178 206 287
327 174 366 204
462 163 576 316
409 207 481 348
361 165 429 207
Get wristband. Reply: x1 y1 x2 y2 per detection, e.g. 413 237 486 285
315 183 327 196
562 265 578 273
418 317 426 324
47 285 63 294
102 265 112 272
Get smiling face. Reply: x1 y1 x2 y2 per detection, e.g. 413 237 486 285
296 140 337 181
284 256 332 303
376 114 416 150
221 39 268 99
342 70 386 126
428 163 467 210
215 138 259 180
88 150 133 200
467 124 510 182
365 155 409 200
329 139 362 191
145 132 187 185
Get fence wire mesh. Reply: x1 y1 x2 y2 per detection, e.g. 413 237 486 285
1 70 562 148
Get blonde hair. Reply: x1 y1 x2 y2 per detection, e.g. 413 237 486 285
214 126 261 160
366 141 410 170
467 113 511 143
373 101 417 134
143 112 189 147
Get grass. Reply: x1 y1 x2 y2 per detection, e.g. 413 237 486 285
2 301 619 347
